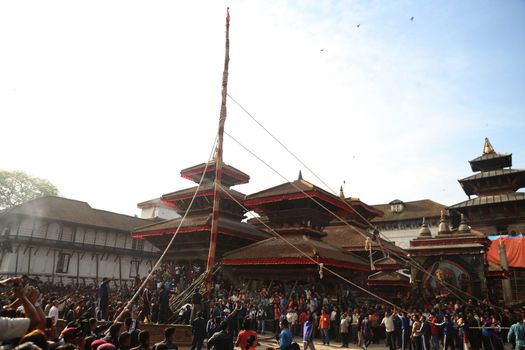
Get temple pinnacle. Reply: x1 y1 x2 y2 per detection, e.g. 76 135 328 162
437 210 451 235
483 137 495 155
339 185 345 199
418 217 431 237
458 213 471 233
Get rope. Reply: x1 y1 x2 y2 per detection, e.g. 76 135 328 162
112 134 218 323
223 130 482 307
168 265 221 322
215 181 407 312
223 100 495 305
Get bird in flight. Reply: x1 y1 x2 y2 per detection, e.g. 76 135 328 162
320 48 324 52
410 17 414 21
357 24 360 28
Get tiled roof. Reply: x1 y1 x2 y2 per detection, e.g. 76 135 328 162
221 233 369 270
246 179 332 200
1 196 151 231
368 270 410 282
132 213 268 240
449 192 525 209
323 224 407 255
180 161 250 185
469 153 512 172
162 183 246 202
469 152 511 163
371 199 445 223
459 168 525 182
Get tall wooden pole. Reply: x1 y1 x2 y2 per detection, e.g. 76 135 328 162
206 8 230 291
498 240 513 305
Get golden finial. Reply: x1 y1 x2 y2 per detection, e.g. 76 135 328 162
483 137 495 155
339 185 345 199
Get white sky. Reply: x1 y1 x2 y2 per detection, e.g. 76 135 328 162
1 1 524 216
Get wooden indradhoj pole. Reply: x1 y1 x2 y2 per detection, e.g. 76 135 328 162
205 8 230 292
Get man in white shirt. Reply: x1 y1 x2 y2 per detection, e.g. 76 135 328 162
381 310 396 350
48 300 59 326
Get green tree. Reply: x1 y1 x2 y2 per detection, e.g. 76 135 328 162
0 170 59 210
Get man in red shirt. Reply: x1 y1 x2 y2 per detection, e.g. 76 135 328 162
236 320 258 350
319 309 331 345
299 310 309 337
429 313 440 350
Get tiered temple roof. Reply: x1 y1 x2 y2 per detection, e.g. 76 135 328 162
220 174 374 280
449 138 525 231
132 160 268 260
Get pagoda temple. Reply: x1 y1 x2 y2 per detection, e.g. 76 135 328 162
132 161 269 262
449 138 525 235
449 138 525 304
221 173 376 290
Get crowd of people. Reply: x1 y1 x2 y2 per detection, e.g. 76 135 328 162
1 263 525 350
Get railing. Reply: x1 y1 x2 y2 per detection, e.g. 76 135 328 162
4 235 159 258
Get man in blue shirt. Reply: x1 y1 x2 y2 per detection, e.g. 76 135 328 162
442 315 454 350
303 315 315 350
279 319 293 350
400 312 412 350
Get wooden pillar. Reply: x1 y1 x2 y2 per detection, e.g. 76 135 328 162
51 250 56 283
76 252 80 286
27 247 32 274
43 222 49 240
118 256 122 287
30 221 36 239
499 241 513 305
58 224 64 241
14 246 19 275
95 254 99 285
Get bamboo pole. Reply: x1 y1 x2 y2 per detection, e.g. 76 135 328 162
205 7 230 291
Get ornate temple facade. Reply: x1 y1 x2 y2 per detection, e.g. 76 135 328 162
407 213 492 300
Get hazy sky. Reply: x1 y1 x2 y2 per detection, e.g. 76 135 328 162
1 0 524 216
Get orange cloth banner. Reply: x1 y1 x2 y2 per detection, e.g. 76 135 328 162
487 237 525 268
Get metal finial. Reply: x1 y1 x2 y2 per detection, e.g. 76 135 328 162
458 213 471 234
298 170 303 180
437 210 451 235
418 217 431 237
483 137 495 155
